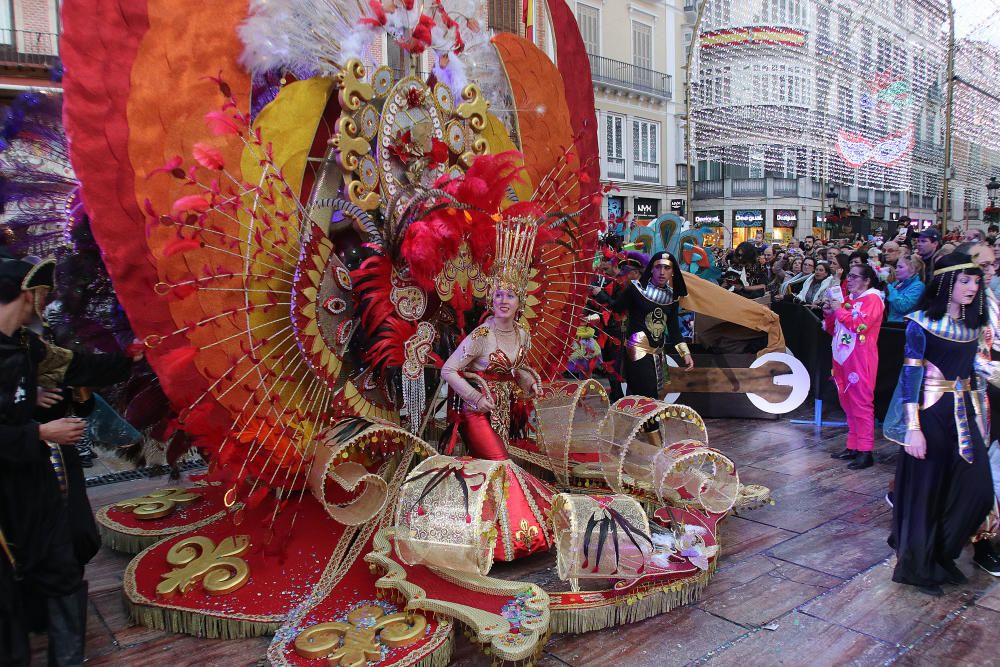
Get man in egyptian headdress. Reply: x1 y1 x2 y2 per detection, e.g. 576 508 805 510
610 251 694 400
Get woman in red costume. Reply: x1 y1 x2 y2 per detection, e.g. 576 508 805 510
440 217 554 562
823 263 884 469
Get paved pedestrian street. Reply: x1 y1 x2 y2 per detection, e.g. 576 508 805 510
45 412 1000 666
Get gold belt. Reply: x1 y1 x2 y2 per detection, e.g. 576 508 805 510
627 332 661 361
922 376 970 410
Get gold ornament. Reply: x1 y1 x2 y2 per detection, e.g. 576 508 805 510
645 307 666 342
114 487 201 520
435 241 490 302
293 604 427 667
331 116 370 172
156 535 251 597
335 59 374 112
514 519 539 547
456 83 488 131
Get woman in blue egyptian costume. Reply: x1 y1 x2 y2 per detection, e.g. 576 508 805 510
884 253 999 594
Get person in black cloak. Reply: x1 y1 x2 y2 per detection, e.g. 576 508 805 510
610 251 694 401
884 252 998 595
0 248 135 666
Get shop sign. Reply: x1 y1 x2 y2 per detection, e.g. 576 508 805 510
634 198 660 218
773 209 798 228
733 209 764 227
693 210 723 226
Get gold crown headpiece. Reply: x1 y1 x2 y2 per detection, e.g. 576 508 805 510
490 215 539 302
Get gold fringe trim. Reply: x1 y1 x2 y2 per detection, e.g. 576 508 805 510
411 626 454 667
548 564 716 635
125 593 280 640
95 500 228 555
96 520 168 554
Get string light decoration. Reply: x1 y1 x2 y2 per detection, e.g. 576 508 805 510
950 25 1000 217
689 0 950 195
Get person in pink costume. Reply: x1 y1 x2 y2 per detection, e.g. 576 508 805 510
824 263 884 469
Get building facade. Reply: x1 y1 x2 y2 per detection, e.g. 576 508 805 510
573 0 684 233
0 0 61 100
685 0 955 246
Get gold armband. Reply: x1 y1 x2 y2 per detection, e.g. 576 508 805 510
903 403 920 431
903 357 924 367
675 342 691 358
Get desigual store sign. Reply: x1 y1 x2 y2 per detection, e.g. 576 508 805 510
773 209 798 228
693 210 724 226
733 209 764 227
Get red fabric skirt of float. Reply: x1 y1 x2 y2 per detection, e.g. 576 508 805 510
459 411 554 562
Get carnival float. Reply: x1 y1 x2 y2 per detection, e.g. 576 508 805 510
56 1 793 664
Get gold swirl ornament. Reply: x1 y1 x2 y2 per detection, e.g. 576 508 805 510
331 116 370 173
335 59 374 112
456 83 488 131
155 535 251 597
294 604 427 667
114 487 201 520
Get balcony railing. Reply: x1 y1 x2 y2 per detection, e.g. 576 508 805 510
694 180 723 199
772 178 799 197
676 164 690 186
0 30 59 68
922 196 935 210
732 177 766 198
857 187 872 203
606 156 625 180
633 160 660 184
588 53 671 100
890 191 901 206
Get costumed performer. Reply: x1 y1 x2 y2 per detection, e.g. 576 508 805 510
0 249 136 666
440 216 554 562
824 263 883 470
884 253 998 593
598 254 642 402
965 242 1000 576
610 251 693 403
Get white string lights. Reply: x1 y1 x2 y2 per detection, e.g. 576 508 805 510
690 0 952 195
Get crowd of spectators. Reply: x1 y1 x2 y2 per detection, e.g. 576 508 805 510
712 220 1000 322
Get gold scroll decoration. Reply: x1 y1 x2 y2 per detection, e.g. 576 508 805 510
332 58 379 212
335 59 374 112
307 418 434 526
114 487 201 520
156 535 251 597
532 380 609 485
394 455 506 575
456 83 488 131
331 116 370 172
434 241 489 302
550 494 652 591
293 604 427 667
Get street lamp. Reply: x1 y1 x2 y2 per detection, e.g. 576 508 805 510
825 186 838 236
986 177 1000 225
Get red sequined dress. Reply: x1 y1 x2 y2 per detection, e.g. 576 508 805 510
440 320 554 561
